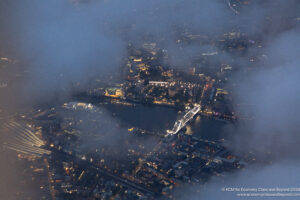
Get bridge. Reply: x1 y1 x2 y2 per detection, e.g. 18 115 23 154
166 105 201 136
226 0 239 15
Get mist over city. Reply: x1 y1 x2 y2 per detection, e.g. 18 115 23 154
0 0 300 199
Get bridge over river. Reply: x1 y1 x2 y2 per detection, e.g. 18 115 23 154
166 105 201 136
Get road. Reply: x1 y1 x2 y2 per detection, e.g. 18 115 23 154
166 105 201 136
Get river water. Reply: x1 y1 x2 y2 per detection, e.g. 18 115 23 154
99 103 229 141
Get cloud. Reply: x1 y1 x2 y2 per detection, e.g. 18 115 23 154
184 161 300 200
187 10 300 200
226 27 300 160
2 0 297 106
0 0 236 108
1 0 300 199
174 2 300 199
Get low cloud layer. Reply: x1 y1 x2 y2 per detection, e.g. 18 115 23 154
185 6 300 200
1 0 298 107
228 27 300 161
188 161 300 200
1 0 300 199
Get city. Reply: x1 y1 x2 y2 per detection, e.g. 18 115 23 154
0 32 255 199
1 0 300 200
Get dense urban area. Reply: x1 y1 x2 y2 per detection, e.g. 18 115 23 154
1 0 300 199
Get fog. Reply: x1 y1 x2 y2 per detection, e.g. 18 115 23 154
182 161 300 200
1 0 298 106
184 26 300 199
223 23 300 158
183 2 300 199
0 0 300 199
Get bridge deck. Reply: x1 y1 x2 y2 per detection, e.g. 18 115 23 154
166 105 201 136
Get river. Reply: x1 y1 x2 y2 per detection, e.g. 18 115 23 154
99 103 229 141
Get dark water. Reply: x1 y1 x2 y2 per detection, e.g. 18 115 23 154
99 103 178 132
189 115 229 140
100 103 229 140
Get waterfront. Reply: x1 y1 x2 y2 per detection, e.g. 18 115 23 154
99 103 229 141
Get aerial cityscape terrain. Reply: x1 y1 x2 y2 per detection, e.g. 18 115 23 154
0 0 300 199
